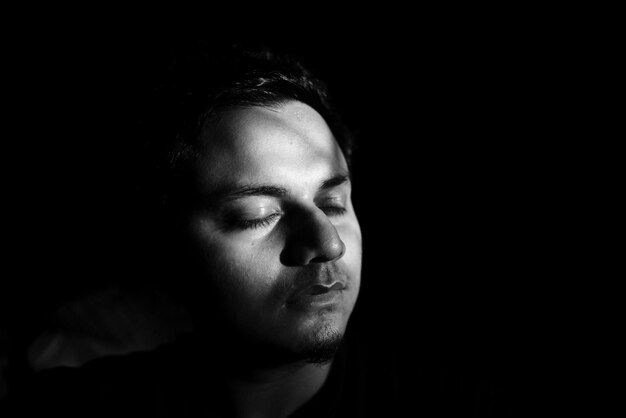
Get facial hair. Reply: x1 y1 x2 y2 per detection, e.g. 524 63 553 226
300 322 344 365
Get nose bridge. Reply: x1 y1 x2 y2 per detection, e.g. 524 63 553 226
281 206 346 266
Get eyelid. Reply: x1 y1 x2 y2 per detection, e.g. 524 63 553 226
225 205 279 218
317 194 348 217
316 193 347 208
220 203 282 231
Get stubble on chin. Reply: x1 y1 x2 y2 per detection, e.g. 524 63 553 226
298 319 345 365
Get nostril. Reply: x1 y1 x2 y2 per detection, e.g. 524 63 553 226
307 236 345 264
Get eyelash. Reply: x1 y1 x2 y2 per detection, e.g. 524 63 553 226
320 206 347 217
233 212 281 230
231 206 347 231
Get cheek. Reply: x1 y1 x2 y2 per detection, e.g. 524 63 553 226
190 227 280 300
337 221 363 276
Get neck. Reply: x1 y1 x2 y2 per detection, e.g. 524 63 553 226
224 359 333 418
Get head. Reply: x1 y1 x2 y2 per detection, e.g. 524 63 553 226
137 43 361 365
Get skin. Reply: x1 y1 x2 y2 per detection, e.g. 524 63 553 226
179 100 362 416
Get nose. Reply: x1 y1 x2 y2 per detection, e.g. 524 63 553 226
281 207 346 266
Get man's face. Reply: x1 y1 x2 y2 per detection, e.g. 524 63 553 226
182 101 362 362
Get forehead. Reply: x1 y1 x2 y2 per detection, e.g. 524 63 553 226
193 101 348 190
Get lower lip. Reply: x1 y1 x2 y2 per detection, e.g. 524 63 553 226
287 290 344 310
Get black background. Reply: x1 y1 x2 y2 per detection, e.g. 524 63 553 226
3 18 611 412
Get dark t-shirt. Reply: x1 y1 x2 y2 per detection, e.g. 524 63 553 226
2 330 518 417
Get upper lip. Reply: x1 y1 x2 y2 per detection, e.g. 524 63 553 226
306 282 346 295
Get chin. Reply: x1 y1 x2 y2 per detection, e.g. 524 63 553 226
295 314 346 365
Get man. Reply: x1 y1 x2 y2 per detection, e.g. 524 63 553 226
2 41 401 417
3 40 518 417
139 42 367 415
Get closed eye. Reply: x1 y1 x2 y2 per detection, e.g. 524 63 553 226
320 206 347 217
226 212 281 231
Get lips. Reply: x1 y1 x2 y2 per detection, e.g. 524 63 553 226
286 281 346 310
306 282 346 296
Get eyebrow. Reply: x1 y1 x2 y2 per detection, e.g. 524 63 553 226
318 173 351 192
205 172 351 204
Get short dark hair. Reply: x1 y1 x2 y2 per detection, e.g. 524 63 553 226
136 41 355 212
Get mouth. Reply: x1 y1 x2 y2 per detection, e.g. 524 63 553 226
286 281 346 310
